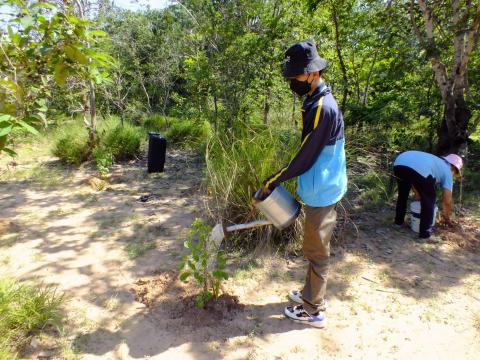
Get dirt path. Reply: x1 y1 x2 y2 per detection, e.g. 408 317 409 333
1 152 480 359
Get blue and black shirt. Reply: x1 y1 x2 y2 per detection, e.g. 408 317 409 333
264 82 347 207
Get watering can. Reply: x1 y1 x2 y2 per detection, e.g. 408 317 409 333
209 185 301 245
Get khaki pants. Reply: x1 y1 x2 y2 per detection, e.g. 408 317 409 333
301 204 337 314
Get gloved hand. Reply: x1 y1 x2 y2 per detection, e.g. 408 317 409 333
257 186 271 200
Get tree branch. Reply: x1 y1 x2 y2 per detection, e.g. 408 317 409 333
460 4 480 73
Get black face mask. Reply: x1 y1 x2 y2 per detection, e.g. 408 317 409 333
289 78 311 96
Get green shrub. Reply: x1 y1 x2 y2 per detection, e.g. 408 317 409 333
50 118 90 165
0 277 63 358
164 119 212 150
52 132 89 165
143 114 167 132
103 123 143 161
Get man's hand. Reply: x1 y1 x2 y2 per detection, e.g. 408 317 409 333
412 186 421 201
440 215 454 228
258 186 271 200
442 188 452 225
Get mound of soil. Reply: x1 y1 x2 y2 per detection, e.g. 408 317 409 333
176 293 244 325
131 271 244 327
438 217 480 252
131 271 177 308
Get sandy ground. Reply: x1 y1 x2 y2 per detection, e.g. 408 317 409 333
1 150 479 360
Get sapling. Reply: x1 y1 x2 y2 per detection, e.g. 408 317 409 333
179 218 228 308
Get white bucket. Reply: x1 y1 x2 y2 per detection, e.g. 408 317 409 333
410 201 437 233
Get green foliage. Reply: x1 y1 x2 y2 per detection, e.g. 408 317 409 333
143 114 212 151
0 277 63 358
164 119 212 150
102 123 143 161
0 0 112 155
179 218 228 308
92 147 113 178
52 126 90 166
143 114 168 132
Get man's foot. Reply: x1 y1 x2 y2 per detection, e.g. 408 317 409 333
284 305 326 328
288 290 303 304
416 235 441 244
426 235 442 244
288 291 328 308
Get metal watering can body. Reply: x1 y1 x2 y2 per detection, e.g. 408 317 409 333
254 185 301 230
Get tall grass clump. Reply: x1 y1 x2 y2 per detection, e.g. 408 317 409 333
206 127 300 248
0 277 64 359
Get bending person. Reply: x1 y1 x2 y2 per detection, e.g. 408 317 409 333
393 151 463 242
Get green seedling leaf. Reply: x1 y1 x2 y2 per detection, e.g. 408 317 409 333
184 240 191 249
213 271 229 280
195 295 204 308
2 147 17 157
179 271 191 281
187 260 196 271
194 273 204 284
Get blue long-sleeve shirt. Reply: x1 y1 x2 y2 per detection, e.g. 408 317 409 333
264 83 347 207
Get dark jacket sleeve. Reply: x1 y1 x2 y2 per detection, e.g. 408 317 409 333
263 104 334 190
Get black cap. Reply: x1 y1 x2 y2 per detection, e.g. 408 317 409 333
282 40 328 78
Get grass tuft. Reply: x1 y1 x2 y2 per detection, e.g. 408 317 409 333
0 277 64 358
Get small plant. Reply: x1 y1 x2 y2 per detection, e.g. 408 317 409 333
92 147 113 178
179 218 228 308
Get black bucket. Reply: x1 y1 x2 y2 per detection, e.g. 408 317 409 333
147 133 166 173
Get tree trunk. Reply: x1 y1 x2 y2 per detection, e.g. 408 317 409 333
331 2 348 113
213 94 218 131
412 0 480 154
363 49 378 107
89 79 98 148
263 89 271 125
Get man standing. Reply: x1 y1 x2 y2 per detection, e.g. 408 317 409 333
261 40 347 328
